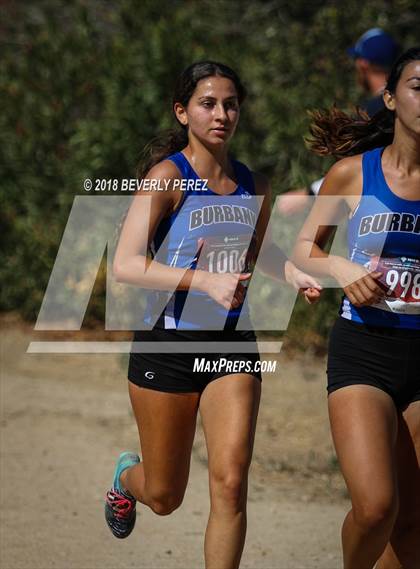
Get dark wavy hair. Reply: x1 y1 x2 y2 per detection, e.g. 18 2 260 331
306 46 420 157
136 61 246 179
113 62 246 245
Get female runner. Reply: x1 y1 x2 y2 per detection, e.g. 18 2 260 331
294 47 420 569
104 61 321 569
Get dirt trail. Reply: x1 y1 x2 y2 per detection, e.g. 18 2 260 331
1 321 348 568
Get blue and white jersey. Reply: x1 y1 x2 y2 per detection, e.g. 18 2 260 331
144 152 261 330
340 146 420 329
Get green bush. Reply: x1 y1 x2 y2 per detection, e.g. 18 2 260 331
1 0 418 342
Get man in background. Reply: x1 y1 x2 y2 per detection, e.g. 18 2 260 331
278 28 400 215
350 27 400 116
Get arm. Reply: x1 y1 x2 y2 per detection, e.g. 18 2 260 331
113 160 204 291
292 155 385 307
113 160 249 311
276 177 325 216
253 172 322 302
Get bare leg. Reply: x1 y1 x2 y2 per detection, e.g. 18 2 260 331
120 382 200 515
328 385 399 569
199 373 261 569
377 401 420 569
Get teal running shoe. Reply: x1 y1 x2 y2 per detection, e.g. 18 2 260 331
105 451 140 538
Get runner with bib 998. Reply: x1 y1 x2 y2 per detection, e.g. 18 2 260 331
294 48 420 569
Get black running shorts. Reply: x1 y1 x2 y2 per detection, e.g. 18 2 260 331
128 328 262 393
327 317 420 409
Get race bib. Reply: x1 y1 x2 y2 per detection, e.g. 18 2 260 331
367 256 420 315
196 234 257 274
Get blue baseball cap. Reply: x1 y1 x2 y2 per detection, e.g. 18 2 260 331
347 28 399 67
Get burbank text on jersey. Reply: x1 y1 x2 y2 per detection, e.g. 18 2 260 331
358 212 420 236
189 204 257 230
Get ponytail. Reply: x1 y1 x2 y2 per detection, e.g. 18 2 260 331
113 128 187 246
306 46 420 158
136 128 188 180
305 106 394 158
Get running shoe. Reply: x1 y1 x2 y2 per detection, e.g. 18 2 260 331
105 451 140 539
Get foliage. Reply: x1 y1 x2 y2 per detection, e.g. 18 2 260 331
1 0 418 343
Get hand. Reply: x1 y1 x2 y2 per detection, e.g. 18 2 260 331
330 256 385 307
197 272 252 311
303 287 323 305
284 261 322 304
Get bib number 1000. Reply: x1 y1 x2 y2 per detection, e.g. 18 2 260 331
206 248 247 273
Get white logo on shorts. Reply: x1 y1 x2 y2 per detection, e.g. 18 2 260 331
144 371 155 380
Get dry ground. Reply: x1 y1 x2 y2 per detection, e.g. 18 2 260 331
0 316 348 569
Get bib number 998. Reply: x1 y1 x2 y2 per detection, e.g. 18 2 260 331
385 270 420 300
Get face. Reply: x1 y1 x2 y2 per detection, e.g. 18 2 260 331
355 59 370 92
174 75 240 146
384 60 420 136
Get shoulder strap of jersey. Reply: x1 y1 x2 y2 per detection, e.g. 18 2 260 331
168 152 256 195
362 146 383 196
232 159 256 195
166 151 191 179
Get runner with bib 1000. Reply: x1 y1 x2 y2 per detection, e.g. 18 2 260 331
104 61 321 569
